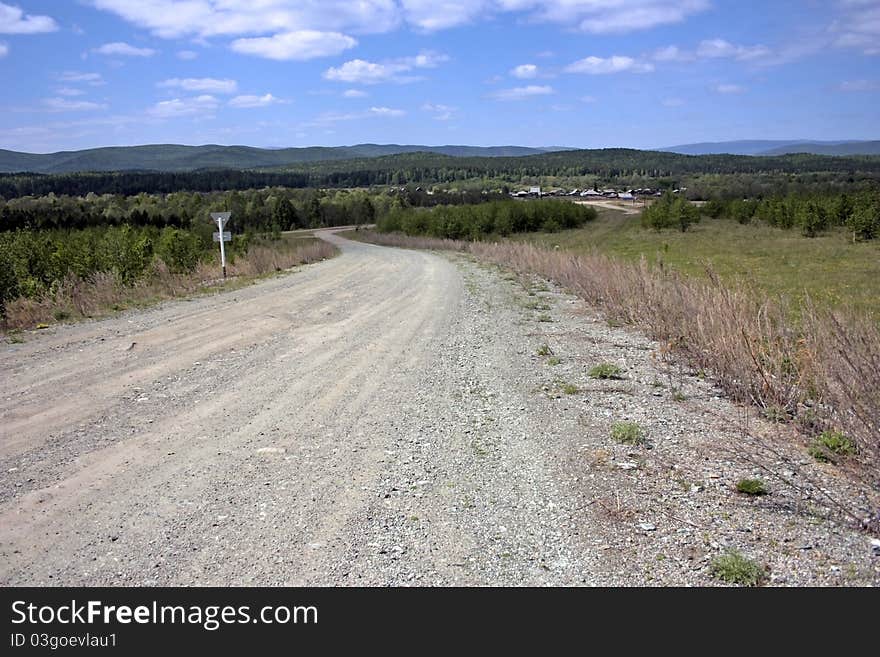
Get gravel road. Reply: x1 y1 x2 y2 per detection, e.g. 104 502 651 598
1 230 877 586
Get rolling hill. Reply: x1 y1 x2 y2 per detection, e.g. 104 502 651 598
0 143 567 174
659 139 880 156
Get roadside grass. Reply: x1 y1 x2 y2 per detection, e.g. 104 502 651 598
808 430 857 464
511 209 880 320
610 421 646 445
736 478 769 495
710 549 766 586
589 362 623 379
2 236 337 333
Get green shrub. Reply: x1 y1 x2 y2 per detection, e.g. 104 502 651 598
610 421 645 445
808 430 857 463
156 227 204 273
589 363 623 379
710 550 765 586
736 478 768 495
561 383 579 394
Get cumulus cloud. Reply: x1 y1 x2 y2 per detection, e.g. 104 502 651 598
489 85 554 100
324 51 448 84
342 88 367 98
511 63 538 78
148 95 219 118
231 30 356 60
565 55 654 74
92 41 157 57
715 83 746 94
44 97 108 112
87 0 709 43
229 93 283 108
0 40 7 57
0 1 57 34
159 78 238 94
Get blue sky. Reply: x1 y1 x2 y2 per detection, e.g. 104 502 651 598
1 0 878 153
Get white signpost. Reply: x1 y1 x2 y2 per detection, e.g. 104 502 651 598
210 212 232 279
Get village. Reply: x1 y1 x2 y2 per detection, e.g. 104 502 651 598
510 186 686 201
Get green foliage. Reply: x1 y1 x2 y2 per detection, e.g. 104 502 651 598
808 430 857 463
155 227 204 273
641 192 700 232
376 199 596 240
561 383 579 394
710 550 765 586
589 363 623 379
610 421 645 445
536 344 553 356
736 478 768 495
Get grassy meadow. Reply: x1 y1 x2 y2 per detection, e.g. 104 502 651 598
511 208 880 320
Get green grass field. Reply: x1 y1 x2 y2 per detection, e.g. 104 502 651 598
511 208 880 319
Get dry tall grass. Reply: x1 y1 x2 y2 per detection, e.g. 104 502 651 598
3 240 336 332
361 231 879 497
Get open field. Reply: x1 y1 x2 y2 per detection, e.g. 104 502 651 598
511 209 880 319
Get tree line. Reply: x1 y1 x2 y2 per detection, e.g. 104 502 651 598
377 199 597 240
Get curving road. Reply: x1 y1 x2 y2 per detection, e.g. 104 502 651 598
0 230 598 586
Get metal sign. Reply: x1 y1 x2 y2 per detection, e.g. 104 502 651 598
210 212 232 278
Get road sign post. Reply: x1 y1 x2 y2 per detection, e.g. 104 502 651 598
210 212 232 279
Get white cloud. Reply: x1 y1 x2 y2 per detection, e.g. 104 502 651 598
88 0 708 43
324 51 448 84
511 63 538 78
369 106 405 117
44 97 108 112
652 45 691 62
176 50 198 60
148 95 219 118
0 40 6 57
304 105 406 126
229 93 283 108
0 1 57 34
696 38 771 61
565 55 654 74
55 87 86 97
489 85 554 100
422 102 456 120
715 83 746 94
830 0 880 55
342 88 367 97
231 30 356 60
160 77 238 94
839 79 880 91
57 71 105 85
93 41 157 57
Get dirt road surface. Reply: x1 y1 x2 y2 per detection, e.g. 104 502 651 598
1 231 876 586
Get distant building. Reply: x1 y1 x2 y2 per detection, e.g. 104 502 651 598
529 186 542 197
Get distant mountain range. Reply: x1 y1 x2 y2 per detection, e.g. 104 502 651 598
0 143 569 174
658 139 880 156
1 140 878 175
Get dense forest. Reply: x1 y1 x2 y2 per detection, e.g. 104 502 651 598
376 199 597 239
3 149 880 199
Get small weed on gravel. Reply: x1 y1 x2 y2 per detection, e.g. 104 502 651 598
808 430 857 463
589 363 623 379
710 549 765 586
610 421 646 445
561 382 579 395
548 356 562 366
736 478 768 495
536 344 553 356
537 313 552 322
